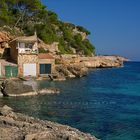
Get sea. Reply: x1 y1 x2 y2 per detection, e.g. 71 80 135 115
0 62 140 140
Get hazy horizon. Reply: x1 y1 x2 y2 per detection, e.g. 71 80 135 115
42 0 140 61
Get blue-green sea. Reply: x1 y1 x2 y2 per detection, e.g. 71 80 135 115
0 62 140 140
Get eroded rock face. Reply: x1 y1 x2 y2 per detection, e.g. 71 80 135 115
54 55 126 68
81 56 124 68
0 31 11 43
55 63 88 79
67 64 88 77
53 55 125 81
0 105 98 140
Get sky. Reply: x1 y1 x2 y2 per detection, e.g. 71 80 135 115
42 0 140 61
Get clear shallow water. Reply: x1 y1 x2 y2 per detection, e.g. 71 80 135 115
0 62 140 140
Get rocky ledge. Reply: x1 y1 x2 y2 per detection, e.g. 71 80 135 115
81 56 127 68
0 105 98 140
0 80 60 97
55 63 88 78
51 55 126 80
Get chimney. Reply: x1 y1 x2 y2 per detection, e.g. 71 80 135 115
34 30 37 37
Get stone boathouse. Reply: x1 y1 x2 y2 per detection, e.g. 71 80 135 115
10 34 55 77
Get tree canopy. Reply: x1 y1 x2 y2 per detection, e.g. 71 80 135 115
0 0 95 56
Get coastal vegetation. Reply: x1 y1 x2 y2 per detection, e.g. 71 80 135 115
0 0 95 56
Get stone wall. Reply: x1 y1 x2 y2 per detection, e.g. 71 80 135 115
18 54 38 77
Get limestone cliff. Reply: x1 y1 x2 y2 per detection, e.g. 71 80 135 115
80 56 125 68
0 32 11 43
54 55 126 68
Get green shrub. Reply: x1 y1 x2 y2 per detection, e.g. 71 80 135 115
38 48 49 53
35 24 59 44
0 0 95 56
76 26 91 35
55 59 62 64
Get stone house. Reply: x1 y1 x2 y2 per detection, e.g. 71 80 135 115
10 35 55 77
0 59 18 78
38 53 55 76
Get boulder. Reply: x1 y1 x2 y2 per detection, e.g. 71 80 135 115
67 64 88 77
0 105 13 116
0 80 60 97
55 63 88 78
1 80 34 96
55 65 71 77
49 72 67 81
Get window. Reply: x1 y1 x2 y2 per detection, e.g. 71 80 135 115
40 64 51 74
26 43 33 49
19 42 25 48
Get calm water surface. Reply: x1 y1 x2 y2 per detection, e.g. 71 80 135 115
0 62 140 140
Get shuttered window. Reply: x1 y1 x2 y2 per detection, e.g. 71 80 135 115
40 64 51 74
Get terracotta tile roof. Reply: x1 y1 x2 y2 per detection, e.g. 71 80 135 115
38 53 54 59
11 35 38 43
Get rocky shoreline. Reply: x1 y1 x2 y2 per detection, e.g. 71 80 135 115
52 55 127 80
0 105 98 140
0 55 127 97
0 80 60 97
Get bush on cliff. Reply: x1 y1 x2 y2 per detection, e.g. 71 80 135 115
0 0 95 56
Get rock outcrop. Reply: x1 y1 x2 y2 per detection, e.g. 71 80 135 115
0 80 60 97
1 80 34 96
0 105 98 140
55 55 126 68
81 56 124 68
0 31 11 43
54 63 88 80
38 39 59 54
52 55 126 80
67 63 88 77
90 56 125 68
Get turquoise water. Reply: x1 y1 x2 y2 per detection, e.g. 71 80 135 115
0 62 140 140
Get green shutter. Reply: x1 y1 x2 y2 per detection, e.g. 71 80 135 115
5 66 11 78
5 66 18 78
40 64 51 74
12 66 18 77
